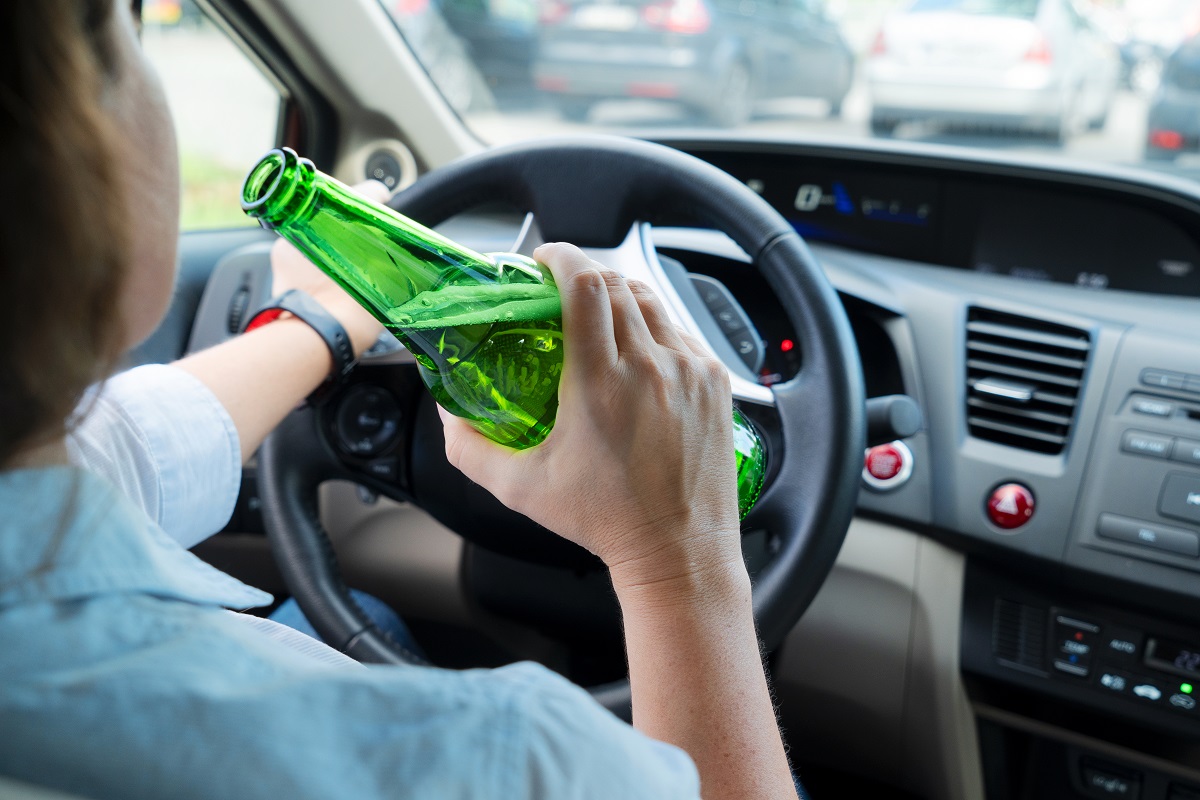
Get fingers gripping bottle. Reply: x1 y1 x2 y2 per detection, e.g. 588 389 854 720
241 148 766 517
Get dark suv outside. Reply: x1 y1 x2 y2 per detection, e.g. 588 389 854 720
1146 35 1200 162
533 0 854 127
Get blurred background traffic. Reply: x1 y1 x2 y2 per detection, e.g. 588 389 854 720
142 0 1200 227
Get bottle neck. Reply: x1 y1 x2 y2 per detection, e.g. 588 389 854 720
241 147 319 230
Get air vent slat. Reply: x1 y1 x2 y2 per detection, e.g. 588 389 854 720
967 398 1075 427
966 379 1077 408
966 320 1091 352
969 417 1068 445
967 358 1082 389
967 341 1088 371
966 308 1090 455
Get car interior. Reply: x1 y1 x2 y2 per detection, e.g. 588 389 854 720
27 0 1200 798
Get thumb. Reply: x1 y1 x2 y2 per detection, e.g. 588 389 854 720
438 406 520 504
352 179 392 204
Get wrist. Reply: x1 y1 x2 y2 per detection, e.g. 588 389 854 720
307 289 383 358
244 289 358 404
608 538 750 612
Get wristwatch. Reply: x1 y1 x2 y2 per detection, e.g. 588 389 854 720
243 288 357 404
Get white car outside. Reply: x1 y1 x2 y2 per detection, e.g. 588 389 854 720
866 0 1120 142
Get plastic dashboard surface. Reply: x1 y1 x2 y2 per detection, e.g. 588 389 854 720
647 139 1200 596
649 138 1200 771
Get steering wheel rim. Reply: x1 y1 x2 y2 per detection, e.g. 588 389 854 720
258 135 865 707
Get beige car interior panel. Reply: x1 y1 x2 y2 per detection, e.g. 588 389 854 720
775 518 984 800
319 481 471 626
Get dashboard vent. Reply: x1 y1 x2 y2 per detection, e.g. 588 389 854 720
993 598 1047 673
966 308 1090 455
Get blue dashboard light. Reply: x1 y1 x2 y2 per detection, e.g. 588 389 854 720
833 182 854 215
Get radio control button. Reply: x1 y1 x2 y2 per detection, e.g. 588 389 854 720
1142 369 1186 390
1132 397 1175 417
1097 514 1200 558
1172 439 1200 467
1121 430 1173 459
1160 473 1200 526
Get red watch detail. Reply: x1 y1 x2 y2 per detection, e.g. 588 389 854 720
243 307 286 333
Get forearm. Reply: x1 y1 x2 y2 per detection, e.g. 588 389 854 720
176 318 338 462
614 557 797 800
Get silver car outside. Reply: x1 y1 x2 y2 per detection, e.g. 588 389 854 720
865 0 1119 142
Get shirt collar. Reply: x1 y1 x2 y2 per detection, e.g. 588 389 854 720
0 466 271 611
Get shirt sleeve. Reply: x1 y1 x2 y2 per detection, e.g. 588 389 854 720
66 364 242 549
492 662 703 799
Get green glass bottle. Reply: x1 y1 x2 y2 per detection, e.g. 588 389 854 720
241 147 765 517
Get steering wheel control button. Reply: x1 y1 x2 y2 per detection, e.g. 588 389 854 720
1122 430 1173 459
862 441 913 491
1173 439 1200 467
1097 514 1200 558
986 483 1035 530
1159 473 1200 526
335 386 402 458
365 458 399 482
1132 397 1176 417
1142 369 1187 391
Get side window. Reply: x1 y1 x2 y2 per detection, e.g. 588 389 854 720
141 0 281 230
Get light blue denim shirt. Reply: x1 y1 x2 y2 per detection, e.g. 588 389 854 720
0 368 700 799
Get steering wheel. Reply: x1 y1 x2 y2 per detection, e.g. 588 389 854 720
257 135 865 712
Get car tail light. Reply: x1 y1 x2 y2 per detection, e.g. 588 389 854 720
539 0 569 25
870 30 887 57
536 75 569 92
642 0 710 34
627 81 679 98
1150 129 1186 150
393 0 428 15
1023 33 1053 65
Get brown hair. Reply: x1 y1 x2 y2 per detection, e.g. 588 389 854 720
0 0 128 465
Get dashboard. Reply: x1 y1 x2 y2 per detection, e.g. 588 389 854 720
691 148 1200 298
651 139 1200 800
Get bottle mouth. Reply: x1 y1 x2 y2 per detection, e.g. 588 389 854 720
241 147 316 226
241 149 287 212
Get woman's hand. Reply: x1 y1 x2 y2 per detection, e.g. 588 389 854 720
269 180 389 357
439 242 743 592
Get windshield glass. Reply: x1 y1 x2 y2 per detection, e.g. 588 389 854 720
379 0 1200 184
908 0 1039 16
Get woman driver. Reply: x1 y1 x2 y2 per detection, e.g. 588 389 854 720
0 1 798 798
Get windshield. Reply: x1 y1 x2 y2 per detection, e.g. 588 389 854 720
379 0 1200 184
908 0 1039 17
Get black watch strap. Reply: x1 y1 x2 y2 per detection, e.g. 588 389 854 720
244 289 356 404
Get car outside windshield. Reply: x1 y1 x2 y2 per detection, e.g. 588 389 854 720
377 0 1200 186
908 0 1040 17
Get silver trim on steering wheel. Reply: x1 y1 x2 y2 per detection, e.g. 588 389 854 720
513 215 776 407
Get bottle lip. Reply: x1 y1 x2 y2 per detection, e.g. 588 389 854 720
241 148 289 215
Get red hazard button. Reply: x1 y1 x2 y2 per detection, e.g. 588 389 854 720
987 483 1035 529
862 441 913 491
